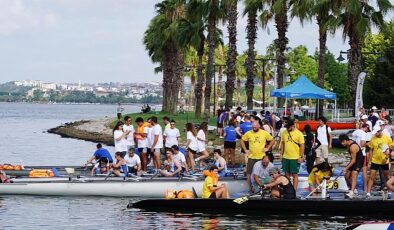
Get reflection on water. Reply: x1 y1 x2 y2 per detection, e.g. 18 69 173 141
0 103 392 229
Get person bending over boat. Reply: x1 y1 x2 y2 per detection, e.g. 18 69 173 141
339 134 364 198
307 161 332 195
124 148 141 176
202 165 230 199
262 167 296 199
195 122 210 167
160 149 182 177
213 149 227 177
252 156 274 192
112 152 128 177
85 143 113 176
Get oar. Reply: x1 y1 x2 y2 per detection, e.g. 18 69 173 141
305 171 343 199
104 170 113 181
192 186 198 198
233 190 261 204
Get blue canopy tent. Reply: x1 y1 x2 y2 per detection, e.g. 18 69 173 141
270 75 337 118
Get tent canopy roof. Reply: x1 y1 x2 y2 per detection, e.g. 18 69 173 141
270 75 336 100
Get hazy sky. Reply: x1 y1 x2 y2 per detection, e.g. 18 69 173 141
0 0 388 84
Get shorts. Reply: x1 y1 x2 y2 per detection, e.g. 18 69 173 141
241 141 249 153
224 141 236 149
188 148 197 155
138 148 148 154
152 148 161 154
348 156 365 172
128 166 137 174
315 145 329 159
209 192 217 199
246 158 260 175
217 123 224 128
371 163 389 171
282 158 300 174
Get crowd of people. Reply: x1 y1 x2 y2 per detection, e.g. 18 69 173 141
84 105 394 200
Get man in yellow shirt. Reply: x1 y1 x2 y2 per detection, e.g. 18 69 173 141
241 121 275 193
366 127 393 197
202 165 229 198
280 119 305 190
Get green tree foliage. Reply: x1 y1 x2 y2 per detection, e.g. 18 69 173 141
286 45 318 82
324 52 350 107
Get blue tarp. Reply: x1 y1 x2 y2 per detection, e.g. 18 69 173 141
270 75 336 100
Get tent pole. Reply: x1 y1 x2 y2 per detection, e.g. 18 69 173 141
317 100 319 119
285 97 287 116
335 100 337 122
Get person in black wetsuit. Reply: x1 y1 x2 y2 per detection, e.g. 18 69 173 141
339 134 365 198
304 124 316 174
262 167 296 199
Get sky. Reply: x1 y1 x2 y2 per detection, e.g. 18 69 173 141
0 0 390 84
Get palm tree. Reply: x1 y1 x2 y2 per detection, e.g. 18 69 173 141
243 0 264 110
143 0 186 114
215 44 228 112
260 0 291 108
225 0 238 110
330 0 392 110
184 47 200 110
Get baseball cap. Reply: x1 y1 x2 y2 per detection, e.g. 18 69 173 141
372 126 383 135
372 106 377 110
361 123 369 129
376 120 385 126
361 115 368 120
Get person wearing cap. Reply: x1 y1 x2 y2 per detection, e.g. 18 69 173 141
366 126 393 197
368 110 378 128
371 106 379 118
373 120 391 138
241 121 275 193
261 167 296 199
361 115 372 132
280 118 305 190
315 116 332 164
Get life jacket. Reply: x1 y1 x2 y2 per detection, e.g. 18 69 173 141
164 189 194 199
29 169 55 178
202 170 218 186
135 122 150 140
0 164 24 171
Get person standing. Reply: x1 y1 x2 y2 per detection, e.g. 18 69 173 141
339 134 365 198
241 121 275 193
113 121 127 157
236 115 253 167
163 116 171 129
195 122 210 166
352 123 369 191
304 124 315 174
366 127 393 197
149 116 163 171
134 117 149 172
163 120 180 150
185 123 198 172
123 115 135 152
223 120 237 166
116 103 124 121
280 119 305 190
315 116 332 164
262 119 275 162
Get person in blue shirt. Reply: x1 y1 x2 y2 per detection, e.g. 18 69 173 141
85 143 113 176
236 115 253 166
223 120 237 166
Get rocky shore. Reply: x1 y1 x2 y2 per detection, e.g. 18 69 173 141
47 118 114 146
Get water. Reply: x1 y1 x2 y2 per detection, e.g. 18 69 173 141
0 102 391 229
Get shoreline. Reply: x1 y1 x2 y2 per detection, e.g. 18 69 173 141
47 118 114 146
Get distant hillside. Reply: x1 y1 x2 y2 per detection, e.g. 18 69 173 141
0 82 31 94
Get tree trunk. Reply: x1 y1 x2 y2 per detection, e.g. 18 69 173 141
316 16 327 119
205 0 217 116
216 68 223 113
190 75 195 111
274 4 289 108
237 78 241 107
225 0 237 110
194 31 205 118
245 11 257 110
348 36 363 112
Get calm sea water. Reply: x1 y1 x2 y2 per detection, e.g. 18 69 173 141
0 102 391 229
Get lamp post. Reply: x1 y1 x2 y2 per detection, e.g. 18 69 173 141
213 64 226 116
255 58 276 110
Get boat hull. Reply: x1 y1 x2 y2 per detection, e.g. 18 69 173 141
297 120 355 132
130 198 394 215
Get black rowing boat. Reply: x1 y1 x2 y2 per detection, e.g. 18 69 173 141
129 197 394 215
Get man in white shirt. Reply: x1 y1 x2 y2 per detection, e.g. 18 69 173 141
315 116 332 164
123 116 135 151
251 156 274 191
124 148 141 176
361 115 373 131
149 116 163 170
171 145 188 173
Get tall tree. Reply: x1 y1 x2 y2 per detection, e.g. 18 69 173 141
243 0 263 110
144 0 186 114
225 0 238 110
330 0 393 110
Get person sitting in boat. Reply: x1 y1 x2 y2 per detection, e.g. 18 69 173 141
124 148 141 176
252 156 274 192
201 165 230 199
213 149 227 177
261 167 296 199
171 145 188 174
112 152 128 177
160 149 182 177
307 161 333 195
85 143 113 176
